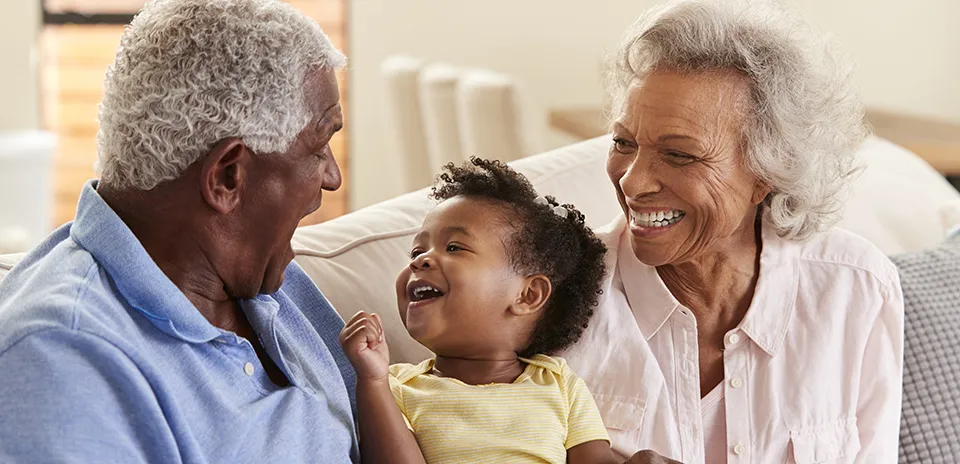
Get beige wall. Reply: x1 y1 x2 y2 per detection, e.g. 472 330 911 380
347 0 960 209
0 0 41 131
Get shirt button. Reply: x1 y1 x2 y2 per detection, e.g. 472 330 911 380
727 333 741 345
733 443 746 455
243 362 255 376
730 377 744 388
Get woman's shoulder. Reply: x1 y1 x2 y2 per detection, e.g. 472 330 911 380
794 227 899 291
593 217 626 249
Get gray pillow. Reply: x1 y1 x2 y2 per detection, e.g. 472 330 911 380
891 235 960 463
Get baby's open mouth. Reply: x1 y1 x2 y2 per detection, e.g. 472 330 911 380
409 283 445 302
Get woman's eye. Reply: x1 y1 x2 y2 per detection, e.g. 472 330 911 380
665 151 696 162
612 138 634 154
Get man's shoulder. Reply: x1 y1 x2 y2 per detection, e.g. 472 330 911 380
0 239 130 354
278 261 343 327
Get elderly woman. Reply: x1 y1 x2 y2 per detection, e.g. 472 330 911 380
564 1 904 463
0 0 357 461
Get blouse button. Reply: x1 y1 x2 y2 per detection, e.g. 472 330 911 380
727 333 742 345
733 443 746 455
243 362 255 376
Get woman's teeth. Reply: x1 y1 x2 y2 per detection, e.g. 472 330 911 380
632 210 685 228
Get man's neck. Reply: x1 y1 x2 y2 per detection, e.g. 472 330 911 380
98 183 236 327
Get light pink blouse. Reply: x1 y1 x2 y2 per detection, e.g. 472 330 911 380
563 217 904 464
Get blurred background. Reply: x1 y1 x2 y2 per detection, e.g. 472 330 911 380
0 0 957 252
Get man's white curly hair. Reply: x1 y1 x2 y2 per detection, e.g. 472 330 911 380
610 0 868 240
96 0 346 190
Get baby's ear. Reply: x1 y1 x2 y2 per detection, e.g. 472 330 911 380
509 275 552 317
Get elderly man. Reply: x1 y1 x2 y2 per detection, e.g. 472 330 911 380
0 0 357 462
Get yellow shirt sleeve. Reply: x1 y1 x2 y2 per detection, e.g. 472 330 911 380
562 363 610 449
388 364 414 431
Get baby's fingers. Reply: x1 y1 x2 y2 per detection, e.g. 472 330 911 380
369 313 385 342
344 310 368 327
341 323 380 350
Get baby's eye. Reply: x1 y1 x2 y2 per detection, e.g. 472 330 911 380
410 249 424 259
446 244 462 253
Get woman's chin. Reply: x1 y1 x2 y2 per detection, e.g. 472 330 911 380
628 238 678 267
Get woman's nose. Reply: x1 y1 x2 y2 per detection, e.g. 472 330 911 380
620 154 662 198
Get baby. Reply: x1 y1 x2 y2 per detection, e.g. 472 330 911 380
339 158 616 463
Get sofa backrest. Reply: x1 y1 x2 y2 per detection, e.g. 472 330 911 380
1 136 958 363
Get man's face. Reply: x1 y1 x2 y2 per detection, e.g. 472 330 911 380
237 68 343 295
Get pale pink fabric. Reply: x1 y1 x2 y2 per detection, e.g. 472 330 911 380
701 385 727 464
563 217 904 464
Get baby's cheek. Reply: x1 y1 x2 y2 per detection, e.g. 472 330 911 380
395 267 411 321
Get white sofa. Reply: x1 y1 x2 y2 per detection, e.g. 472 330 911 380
1 136 959 364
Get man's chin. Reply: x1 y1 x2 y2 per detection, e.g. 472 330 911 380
260 270 285 295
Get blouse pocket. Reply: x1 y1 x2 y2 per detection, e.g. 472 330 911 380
594 394 646 454
789 417 861 464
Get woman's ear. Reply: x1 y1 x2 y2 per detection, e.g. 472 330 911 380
509 275 552 317
751 180 773 205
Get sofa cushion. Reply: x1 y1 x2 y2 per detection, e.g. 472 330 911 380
941 201 960 237
0 253 22 281
837 137 959 254
892 236 960 462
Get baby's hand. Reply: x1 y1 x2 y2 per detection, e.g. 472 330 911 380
339 311 390 382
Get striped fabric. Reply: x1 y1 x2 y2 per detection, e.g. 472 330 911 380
388 354 610 463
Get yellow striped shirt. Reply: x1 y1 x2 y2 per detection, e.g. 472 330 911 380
388 354 610 463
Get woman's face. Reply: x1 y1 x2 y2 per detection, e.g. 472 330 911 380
608 69 770 267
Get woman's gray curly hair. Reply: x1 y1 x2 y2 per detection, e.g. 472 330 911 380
609 0 868 240
96 0 346 190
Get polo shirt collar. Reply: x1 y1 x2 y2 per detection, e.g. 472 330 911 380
71 180 221 343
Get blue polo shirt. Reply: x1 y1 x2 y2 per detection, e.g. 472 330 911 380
0 181 358 463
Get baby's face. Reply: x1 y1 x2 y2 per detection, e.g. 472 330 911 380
395 197 530 356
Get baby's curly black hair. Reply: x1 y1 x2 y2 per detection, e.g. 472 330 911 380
431 157 608 357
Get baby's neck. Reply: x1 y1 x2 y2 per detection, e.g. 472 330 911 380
432 354 526 386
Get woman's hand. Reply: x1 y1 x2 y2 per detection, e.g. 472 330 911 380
624 450 683 464
339 311 390 382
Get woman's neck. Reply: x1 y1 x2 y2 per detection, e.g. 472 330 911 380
432 353 526 386
656 217 763 338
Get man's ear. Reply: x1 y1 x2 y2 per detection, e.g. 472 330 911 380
508 275 552 317
200 138 249 214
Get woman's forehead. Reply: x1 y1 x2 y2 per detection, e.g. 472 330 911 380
617 70 750 137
